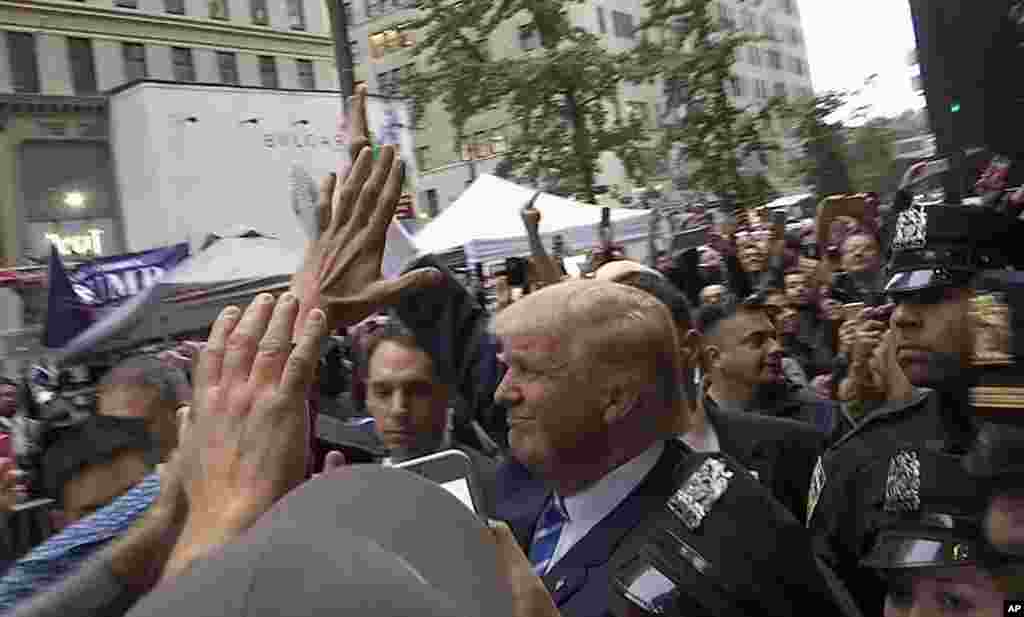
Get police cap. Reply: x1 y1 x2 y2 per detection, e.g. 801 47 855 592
884 204 1024 294
860 445 1003 572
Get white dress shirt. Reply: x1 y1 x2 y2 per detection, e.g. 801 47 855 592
680 420 720 453
546 441 665 570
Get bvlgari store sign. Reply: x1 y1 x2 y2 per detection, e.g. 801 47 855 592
18 141 123 260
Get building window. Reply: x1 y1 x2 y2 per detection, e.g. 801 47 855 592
755 79 769 100
251 0 269 25
424 189 439 217
611 10 635 39
218 51 239 84
171 47 196 82
596 6 607 34
369 27 415 59
165 0 185 14
730 76 747 98
115 0 138 7
123 43 147 81
741 10 756 32
415 146 429 171
67 38 97 95
717 3 736 30
747 46 762 66
377 66 410 96
762 17 778 41
7 33 40 93
766 49 782 70
259 55 278 88
366 0 417 19
349 40 360 63
773 82 786 98
296 59 315 90
627 101 650 127
788 27 803 46
789 56 806 76
780 0 795 15
519 25 540 51
209 0 229 20
286 0 307 30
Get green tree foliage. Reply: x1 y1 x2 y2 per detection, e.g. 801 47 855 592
404 0 647 203
846 119 896 193
632 0 780 208
780 91 854 199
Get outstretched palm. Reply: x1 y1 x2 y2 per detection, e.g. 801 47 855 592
291 86 438 335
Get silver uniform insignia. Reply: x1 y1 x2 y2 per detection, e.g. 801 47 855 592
892 204 928 251
806 456 826 527
885 450 922 512
669 458 734 531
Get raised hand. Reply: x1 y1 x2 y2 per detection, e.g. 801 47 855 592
164 293 327 576
291 86 439 337
488 520 562 617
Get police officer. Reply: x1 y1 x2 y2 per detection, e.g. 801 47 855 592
607 450 862 617
809 202 1024 616
860 443 1023 616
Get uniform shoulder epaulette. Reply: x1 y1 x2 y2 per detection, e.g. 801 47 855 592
668 456 735 531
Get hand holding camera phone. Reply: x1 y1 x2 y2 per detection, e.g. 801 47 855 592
394 449 488 519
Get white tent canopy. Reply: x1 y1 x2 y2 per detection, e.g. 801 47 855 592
57 229 302 364
413 175 652 264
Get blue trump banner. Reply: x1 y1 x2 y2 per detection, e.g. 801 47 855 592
43 243 189 348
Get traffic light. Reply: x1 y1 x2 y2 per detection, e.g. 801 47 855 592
950 101 961 113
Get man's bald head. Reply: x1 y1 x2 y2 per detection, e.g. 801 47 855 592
594 260 662 282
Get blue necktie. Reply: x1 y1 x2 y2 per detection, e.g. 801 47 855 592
529 495 568 576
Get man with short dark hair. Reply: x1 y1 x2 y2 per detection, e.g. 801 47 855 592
697 296 837 434
97 356 190 462
613 270 829 524
42 415 159 530
359 320 498 512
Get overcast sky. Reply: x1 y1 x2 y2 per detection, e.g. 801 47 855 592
798 0 925 120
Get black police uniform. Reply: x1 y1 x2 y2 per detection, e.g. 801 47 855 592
608 448 862 617
809 203 1024 616
859 443 1022 605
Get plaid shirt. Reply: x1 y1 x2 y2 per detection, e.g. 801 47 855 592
0 472 160 613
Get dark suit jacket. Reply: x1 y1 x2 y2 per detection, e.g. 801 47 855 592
704 401 828 524
493 441 689 617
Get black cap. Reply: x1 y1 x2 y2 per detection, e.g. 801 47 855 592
859 445 1000 571
884 204 1021 294
126 465 513 617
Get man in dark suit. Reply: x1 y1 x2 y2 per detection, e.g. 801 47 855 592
358 320 499 514
488 279 690 617
611 269 828 524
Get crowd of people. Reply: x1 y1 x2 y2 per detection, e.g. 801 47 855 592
0 85 1020 617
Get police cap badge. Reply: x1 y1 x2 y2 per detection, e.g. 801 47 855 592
884 450 922 513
